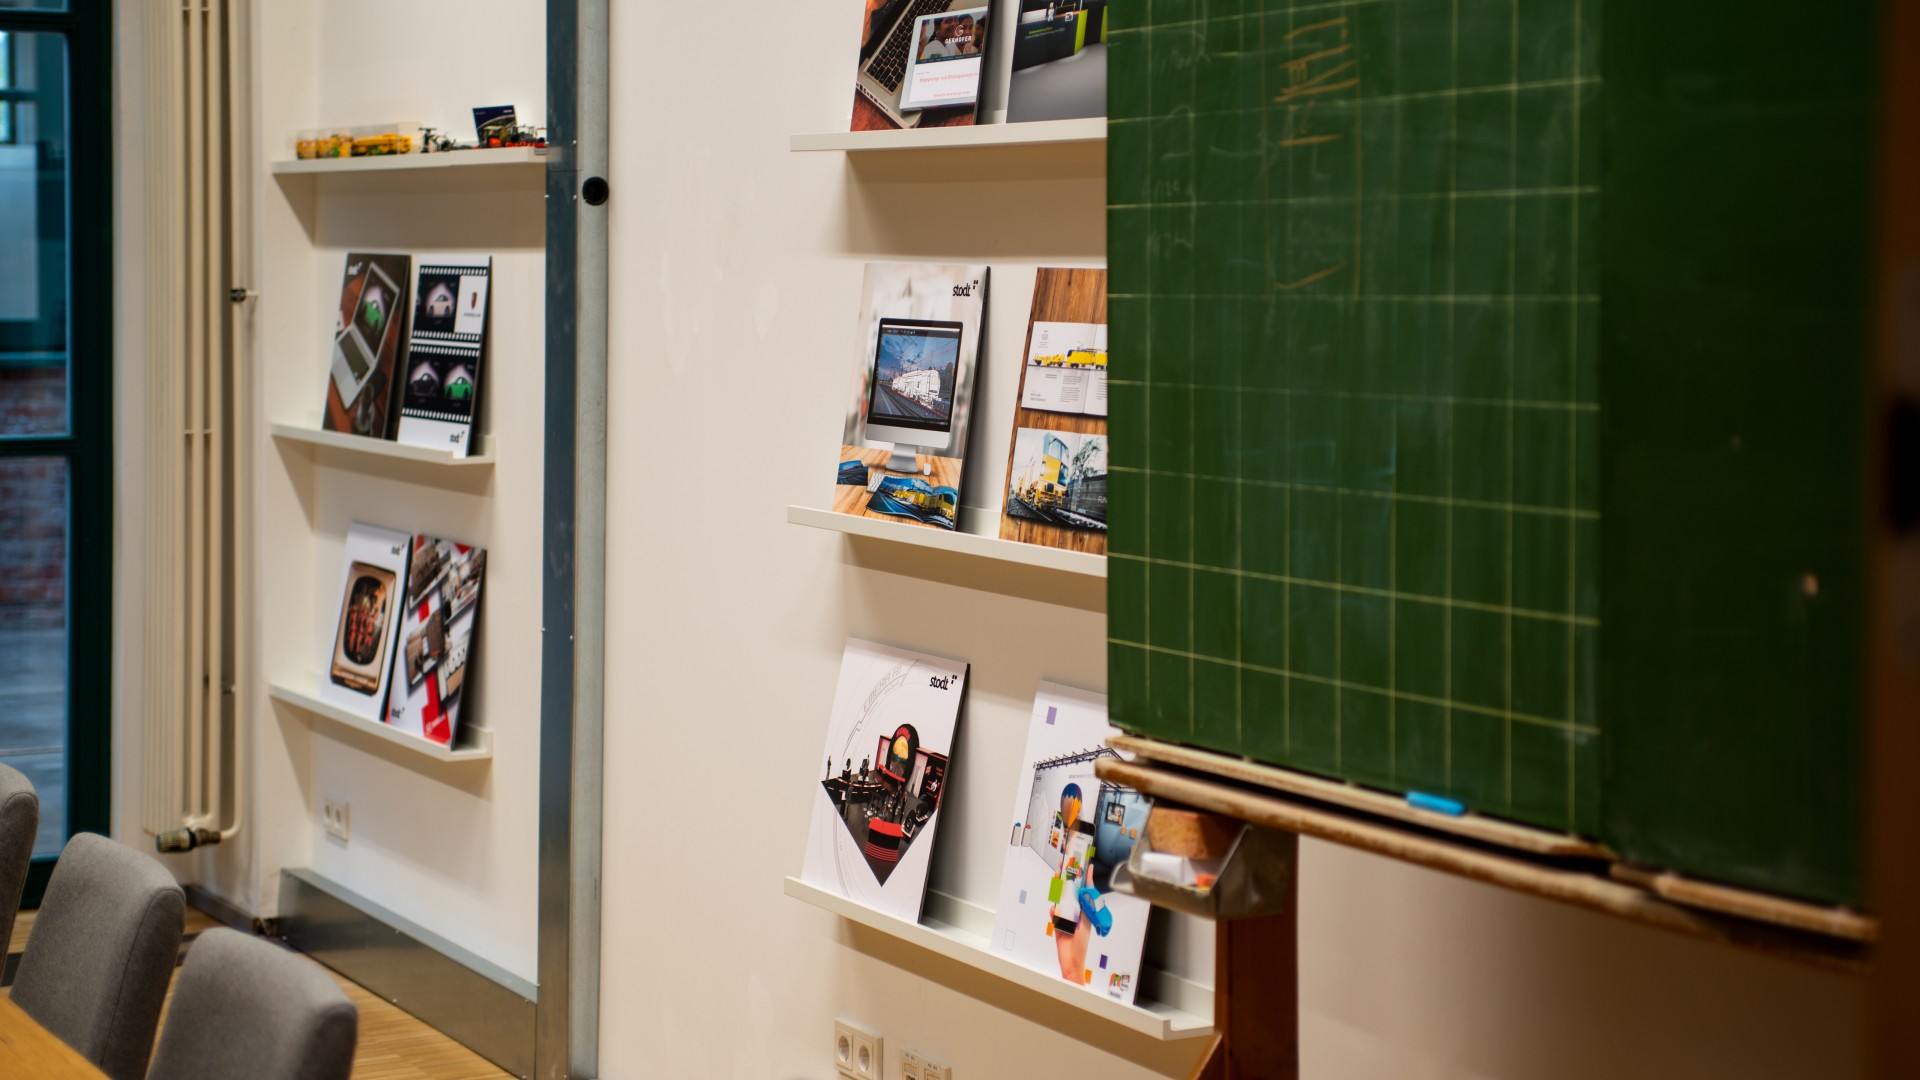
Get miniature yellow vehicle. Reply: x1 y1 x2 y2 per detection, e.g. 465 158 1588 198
1065 349 1108 368
351 133 413 156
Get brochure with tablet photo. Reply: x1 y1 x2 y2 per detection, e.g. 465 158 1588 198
988 682 1152 1005
851 0 989 130
386 534 486 748
1007 0 1110 122
320 522 412 723
396 255 491 456
322 253 412 440
802 638 968 922
833 262 986 530
1000 267 1108 553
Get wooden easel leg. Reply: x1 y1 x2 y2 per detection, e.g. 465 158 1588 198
1186 832 1301 1080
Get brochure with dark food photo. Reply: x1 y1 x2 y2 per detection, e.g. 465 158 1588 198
396 255 491 456
320 522 412 722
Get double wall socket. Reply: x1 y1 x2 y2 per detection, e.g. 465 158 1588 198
320 793 350 843
834 1019 882 1080
900 1047 951 1080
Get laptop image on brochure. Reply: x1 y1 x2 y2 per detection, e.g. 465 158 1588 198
857 0 965 128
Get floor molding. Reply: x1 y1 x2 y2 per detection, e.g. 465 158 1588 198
278 868 536 1079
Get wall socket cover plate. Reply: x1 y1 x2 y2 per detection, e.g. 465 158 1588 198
834 1019 882 1080
901 1047 949 1080
320 793 350 842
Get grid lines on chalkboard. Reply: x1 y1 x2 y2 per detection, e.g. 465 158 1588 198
1106 0 1601 835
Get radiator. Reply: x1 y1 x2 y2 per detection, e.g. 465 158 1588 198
144 0 248 852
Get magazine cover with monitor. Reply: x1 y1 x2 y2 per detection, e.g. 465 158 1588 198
1006 0 1110 123
851 0 989 130
1000 267 1108 553
833 262 987 531
322 252 412 440
801 638 968 922
987 682 1152 1005
386 533 486 747
319 522 412 722
396 254 491 456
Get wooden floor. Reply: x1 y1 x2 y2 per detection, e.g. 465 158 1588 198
11 908 511 1080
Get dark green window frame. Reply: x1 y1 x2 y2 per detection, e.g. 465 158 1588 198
0 1 113 907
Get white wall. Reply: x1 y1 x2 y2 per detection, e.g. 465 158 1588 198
181 0 548 982
594 3 1873 1079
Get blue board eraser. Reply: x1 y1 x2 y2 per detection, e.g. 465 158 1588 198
1407 791 1466 816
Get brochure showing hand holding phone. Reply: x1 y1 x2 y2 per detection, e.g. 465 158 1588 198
386 534 486 747
851 0 988 130
802 638 968 923
988 682 1152 1005
320 522 412 723
832 262 987 531
323 253 412 440
397 255 491 456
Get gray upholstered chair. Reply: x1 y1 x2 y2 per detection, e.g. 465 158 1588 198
146 928 358 1080
11 832 184 1080
0 761 38 950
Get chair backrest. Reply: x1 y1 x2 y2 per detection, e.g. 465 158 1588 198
0 761 38 949
146 927 358 1080
11 832 184 1080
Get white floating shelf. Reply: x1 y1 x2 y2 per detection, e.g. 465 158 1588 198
784 877 1210 1041
269 146 547 175
787 505 1105 577
271 423 494 468
269 678 493 763
790 118 1105 153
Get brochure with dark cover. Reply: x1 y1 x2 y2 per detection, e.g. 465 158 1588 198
323 253 412 439
1006 0 1110 123
397 255 491 457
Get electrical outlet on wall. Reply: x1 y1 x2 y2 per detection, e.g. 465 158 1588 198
320 793 350 843
901 1047 949 1080
834 1019 882 1080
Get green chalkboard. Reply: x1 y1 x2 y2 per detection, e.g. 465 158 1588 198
1107 0 1603 835
1107 0 1876 904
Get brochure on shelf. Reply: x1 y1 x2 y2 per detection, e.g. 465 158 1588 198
1000 267 1108 553
396 254 491 456
833 262 988 531
988 681 1151 1006
802 638 968 923
1007 0 1110 123
386 534 486 747
322 253 413 440
319 522 412 723
852 0 989 130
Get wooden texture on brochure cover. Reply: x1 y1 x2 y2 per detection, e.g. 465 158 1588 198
999 267 1108 553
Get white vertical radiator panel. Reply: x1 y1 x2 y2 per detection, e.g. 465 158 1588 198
144 0 244 847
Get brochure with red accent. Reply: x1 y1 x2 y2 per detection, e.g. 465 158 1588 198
385 534 486 747
801 637 968 922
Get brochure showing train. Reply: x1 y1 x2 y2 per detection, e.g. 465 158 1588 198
988 682 1151 1006
396 255 491 456
833 262 987 531
1005 429 1108 533
802 638 968 923
322 252 412 440
1019 321 1108 417
319 522 412 723
1000 268 1107 554
386 534 487 747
